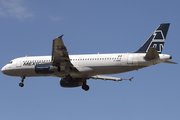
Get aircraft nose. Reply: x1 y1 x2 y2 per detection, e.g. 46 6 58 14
1 66 6 74
1 66 8 75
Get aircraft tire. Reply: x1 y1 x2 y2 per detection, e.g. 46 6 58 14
82 85 89 91
19 83 24 87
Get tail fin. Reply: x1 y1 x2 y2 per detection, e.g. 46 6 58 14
135 23 170 54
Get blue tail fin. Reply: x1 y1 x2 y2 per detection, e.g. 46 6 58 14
135 23 170 54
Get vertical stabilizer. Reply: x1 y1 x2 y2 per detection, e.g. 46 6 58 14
135 23 170 54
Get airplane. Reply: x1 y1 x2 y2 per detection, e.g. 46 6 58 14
1 23 177 91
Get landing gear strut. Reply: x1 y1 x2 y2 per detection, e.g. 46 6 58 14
82 81 89 91
19 76 25 87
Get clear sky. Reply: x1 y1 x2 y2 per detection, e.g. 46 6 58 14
0 0 180 120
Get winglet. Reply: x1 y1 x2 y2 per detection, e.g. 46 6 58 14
129 77 133 82
58 34 64 39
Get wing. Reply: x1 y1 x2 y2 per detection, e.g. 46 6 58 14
51 35 73 72
91 75 133 82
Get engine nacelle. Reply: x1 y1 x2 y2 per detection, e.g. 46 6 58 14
35 64 57 74
60 78 83 87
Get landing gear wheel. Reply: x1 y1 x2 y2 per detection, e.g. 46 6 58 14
19 82 24 87
82 85 89 91
19 76 25 87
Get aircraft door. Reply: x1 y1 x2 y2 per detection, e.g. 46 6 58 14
127 54 133 64
16 58 23 67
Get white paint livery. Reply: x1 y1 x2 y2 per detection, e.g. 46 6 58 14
1 23 177 91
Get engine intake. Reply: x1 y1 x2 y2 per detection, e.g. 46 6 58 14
35 64 57 74
60 78 83 87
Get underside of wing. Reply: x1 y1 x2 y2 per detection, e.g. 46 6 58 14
51 35 74 72
91 75 133 82
52 35 69 64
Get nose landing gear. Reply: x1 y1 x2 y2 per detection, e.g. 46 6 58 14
19 76 25 87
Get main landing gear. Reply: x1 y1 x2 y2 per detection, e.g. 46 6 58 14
65 74 90 91
19 76 25 87
82 81 89 91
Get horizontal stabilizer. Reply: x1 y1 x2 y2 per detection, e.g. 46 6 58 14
144 47 159 60
163 61 177 64
91 75 133 82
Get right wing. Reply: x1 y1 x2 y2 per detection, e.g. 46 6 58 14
51 35 74 73
51 35 94 76
91 75 133 82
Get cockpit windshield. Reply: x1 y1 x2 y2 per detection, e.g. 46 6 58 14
8 61 13 64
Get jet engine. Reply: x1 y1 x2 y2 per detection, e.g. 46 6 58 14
35 64 57 74
60 78 83 87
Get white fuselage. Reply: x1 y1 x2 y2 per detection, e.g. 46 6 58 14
1 53 171 78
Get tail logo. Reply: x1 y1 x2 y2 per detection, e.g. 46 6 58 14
135 23 170 54
147 30 165 53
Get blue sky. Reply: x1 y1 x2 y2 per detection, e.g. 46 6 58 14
0 0 180 120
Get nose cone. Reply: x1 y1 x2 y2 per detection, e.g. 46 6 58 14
1 66 7 74
1 65 10 75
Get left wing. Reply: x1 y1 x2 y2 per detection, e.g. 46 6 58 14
91 75 133 82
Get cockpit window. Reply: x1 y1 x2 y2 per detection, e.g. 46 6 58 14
8 61 13 64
